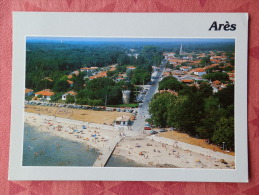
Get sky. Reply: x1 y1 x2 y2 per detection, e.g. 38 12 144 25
26 37 235 43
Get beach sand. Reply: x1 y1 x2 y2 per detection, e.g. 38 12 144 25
159 131 235 156
24 112 235 169
114 136 235 169
25 112 119 151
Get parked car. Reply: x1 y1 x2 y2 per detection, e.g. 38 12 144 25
159 129 167 132
150 130 158 135
144 126 152 130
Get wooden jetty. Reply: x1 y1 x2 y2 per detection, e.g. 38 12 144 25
93 135 123 167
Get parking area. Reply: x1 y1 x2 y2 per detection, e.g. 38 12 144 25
25 101 138 114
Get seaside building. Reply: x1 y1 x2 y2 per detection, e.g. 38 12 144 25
114 116 130 126
34 89 55 101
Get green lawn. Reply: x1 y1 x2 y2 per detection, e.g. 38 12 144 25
108 103 139 108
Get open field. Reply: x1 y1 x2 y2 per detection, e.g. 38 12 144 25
159 131 235 156
24 105 132 125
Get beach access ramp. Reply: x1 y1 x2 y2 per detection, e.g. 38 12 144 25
93 135 123 167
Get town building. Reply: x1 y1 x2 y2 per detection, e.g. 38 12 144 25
62 91 77 101
80 67 98 72
34 89 55 101
114 116 130 126
126 66 136 71
89 71 107 80
180 66 191 72
115 77 124 82
25 88 34 96
193 68 206 76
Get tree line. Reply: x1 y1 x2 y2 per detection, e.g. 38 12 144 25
26 43 163 105
148 76 234 150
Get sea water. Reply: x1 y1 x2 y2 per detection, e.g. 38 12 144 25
23 124 142 167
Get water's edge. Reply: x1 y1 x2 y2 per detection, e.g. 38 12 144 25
23 123 143 167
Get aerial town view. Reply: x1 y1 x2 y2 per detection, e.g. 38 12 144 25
23 37 235 169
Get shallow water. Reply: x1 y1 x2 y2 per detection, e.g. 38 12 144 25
23 124 142 167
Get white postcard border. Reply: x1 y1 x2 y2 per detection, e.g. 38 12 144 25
9 12 248 182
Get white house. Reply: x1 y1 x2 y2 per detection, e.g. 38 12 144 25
114 116 130 126
193 68 206 76
62 91 77 101
34 90 55 101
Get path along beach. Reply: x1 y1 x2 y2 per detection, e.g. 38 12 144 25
24 112 235 169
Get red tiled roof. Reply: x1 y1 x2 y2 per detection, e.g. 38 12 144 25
67 80 74 84
64 91 77 96
25 88 34 93
181 66 190 69
110 67 116 71
204 64 219 70
213 80 221 84
89 71 107 80
35 90 55 96
194 68 205 72
181 79 194 83
126 66 136 69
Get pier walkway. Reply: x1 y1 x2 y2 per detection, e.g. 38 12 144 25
93 134 123 167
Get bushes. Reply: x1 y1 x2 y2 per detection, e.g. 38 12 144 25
76 98 103 106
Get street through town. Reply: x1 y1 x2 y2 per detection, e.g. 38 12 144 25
131 60 166 133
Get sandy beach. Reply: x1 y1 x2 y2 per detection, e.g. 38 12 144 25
24 112 235 169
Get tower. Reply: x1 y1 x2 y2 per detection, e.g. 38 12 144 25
179 43 184 55
122 90 131 104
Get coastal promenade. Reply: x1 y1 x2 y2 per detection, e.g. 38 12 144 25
93 134 123 167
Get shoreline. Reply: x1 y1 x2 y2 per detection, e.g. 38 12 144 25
24 112 235 169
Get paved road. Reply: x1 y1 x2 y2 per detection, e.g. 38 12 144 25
131 61 166 133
